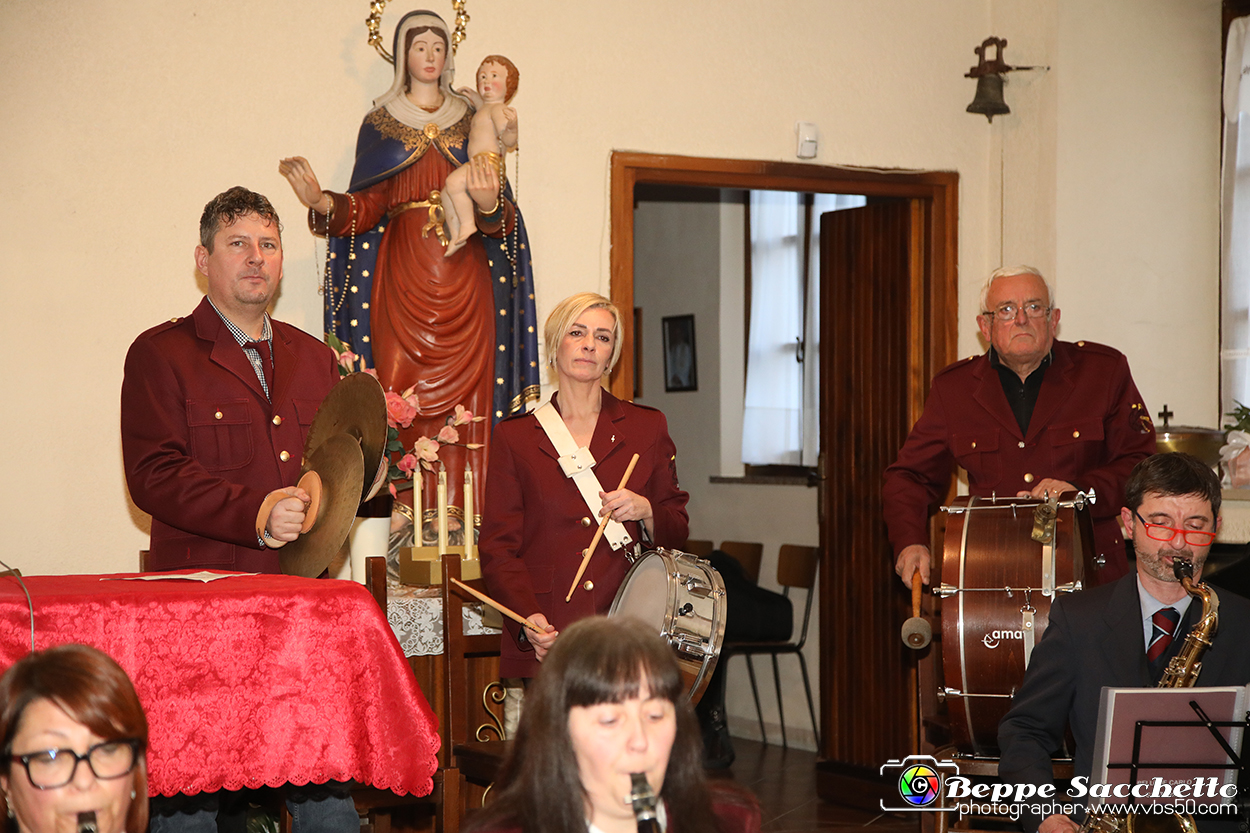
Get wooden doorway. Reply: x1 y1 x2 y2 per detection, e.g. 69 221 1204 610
609 151 958 803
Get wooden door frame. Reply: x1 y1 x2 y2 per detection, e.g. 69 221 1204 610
609 151 958 408
608 150 958 787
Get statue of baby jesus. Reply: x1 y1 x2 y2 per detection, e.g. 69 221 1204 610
443 54 520 257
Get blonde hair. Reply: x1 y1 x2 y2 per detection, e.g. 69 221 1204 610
543 293 623 376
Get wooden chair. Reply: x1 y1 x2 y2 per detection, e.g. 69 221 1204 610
721 544 820 748
717 540 763 583
440 553 509 823
681 539 715 557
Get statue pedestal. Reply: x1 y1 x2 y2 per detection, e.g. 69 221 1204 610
400 545 481 585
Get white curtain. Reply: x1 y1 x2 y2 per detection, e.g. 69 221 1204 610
1222 16 1250 419
742 191 865 466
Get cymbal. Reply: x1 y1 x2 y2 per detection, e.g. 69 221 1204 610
280 434 365 578
302 372 388 502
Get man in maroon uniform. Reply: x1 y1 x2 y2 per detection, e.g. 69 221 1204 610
884 266 1155 588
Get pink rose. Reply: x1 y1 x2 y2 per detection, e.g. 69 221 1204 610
413 436 441 464
452 405 473 426
388 482 398 498
397 453 419 476
437 425 460 444
337 350 358 372
385 390 418 429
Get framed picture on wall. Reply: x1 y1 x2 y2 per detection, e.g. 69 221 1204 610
662 314 697 392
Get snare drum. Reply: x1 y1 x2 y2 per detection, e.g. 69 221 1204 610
938 492 1095 756
609 548 727 703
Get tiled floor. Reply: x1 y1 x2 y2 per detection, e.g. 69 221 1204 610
713 739 916 833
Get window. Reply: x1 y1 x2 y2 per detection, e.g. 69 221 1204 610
741 191 865 468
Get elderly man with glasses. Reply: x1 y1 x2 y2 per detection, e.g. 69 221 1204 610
884 265 1155 588
998 453 1250 833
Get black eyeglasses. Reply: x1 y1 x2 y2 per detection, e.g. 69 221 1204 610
8 739 142 789
1133 511 1217 547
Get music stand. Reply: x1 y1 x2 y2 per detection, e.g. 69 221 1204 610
1090 686 1248 811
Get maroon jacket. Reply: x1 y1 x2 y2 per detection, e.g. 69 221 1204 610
121 297 339 572
479 391 689 678
883 339 1155 580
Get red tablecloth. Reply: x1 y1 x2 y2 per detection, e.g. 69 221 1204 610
0 572 439 798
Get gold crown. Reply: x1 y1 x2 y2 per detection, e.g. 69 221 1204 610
366 0 471 64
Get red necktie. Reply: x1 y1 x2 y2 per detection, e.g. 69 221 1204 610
1146 607 1180 663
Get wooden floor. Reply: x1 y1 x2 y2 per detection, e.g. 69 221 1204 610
713 739 916 833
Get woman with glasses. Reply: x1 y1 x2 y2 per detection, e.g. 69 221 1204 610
0 645 147 833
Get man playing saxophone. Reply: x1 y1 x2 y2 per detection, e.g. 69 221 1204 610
998 453 1250 833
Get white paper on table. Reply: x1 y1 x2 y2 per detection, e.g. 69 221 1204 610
108 571 258 583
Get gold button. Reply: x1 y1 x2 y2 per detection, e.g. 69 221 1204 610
272 415 283 426
971 441 976 449
581 517 591 527
1018 441 1025 448
423 123 440 139
1023 473 1034 483
583 580 594 591
1077 340 1086 347
214 411 223 420
1072 430 1080 438
280 451 291 462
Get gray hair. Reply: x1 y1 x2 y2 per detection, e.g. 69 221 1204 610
979 265 1056 314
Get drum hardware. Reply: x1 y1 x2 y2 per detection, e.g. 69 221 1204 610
1031 492 1059 543
939 687 1015 701
1019 590 1037 666
937 584 1080 595
940 489 1096 514
608 548 726 703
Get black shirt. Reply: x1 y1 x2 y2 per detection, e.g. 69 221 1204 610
989 347 1051 435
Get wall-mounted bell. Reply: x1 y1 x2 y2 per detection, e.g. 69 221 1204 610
966 37 1012 122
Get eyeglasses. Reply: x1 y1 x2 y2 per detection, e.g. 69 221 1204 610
982 302 1052 322
1133 511 1217 547
8 739 142 789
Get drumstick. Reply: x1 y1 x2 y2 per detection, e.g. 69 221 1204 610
565 453 641 602
449 577 544 634
901 568 932 649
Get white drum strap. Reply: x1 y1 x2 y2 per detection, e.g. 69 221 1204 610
533 402 631 551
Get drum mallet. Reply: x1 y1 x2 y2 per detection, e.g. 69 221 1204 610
901 568 932 649
566 453 640 602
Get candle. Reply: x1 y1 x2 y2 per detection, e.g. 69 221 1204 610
464 467 475 560
437 465 449 554
413 466 423 544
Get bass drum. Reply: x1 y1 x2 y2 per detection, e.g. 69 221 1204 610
609 548 727 704
939 493 1095 756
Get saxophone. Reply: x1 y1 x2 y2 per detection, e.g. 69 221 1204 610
1080 556 1218 833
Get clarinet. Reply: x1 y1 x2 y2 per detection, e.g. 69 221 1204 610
628 773 660 833
77 812 98 833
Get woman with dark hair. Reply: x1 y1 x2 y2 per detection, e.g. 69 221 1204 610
0 645 149 833
466 617 759 833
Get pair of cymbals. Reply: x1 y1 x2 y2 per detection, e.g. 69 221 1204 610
279 373 388 578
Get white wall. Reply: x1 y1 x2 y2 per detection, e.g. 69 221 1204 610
0 1 1224 744
2 0 996 574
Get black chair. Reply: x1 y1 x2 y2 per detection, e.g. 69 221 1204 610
721 544 820 748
